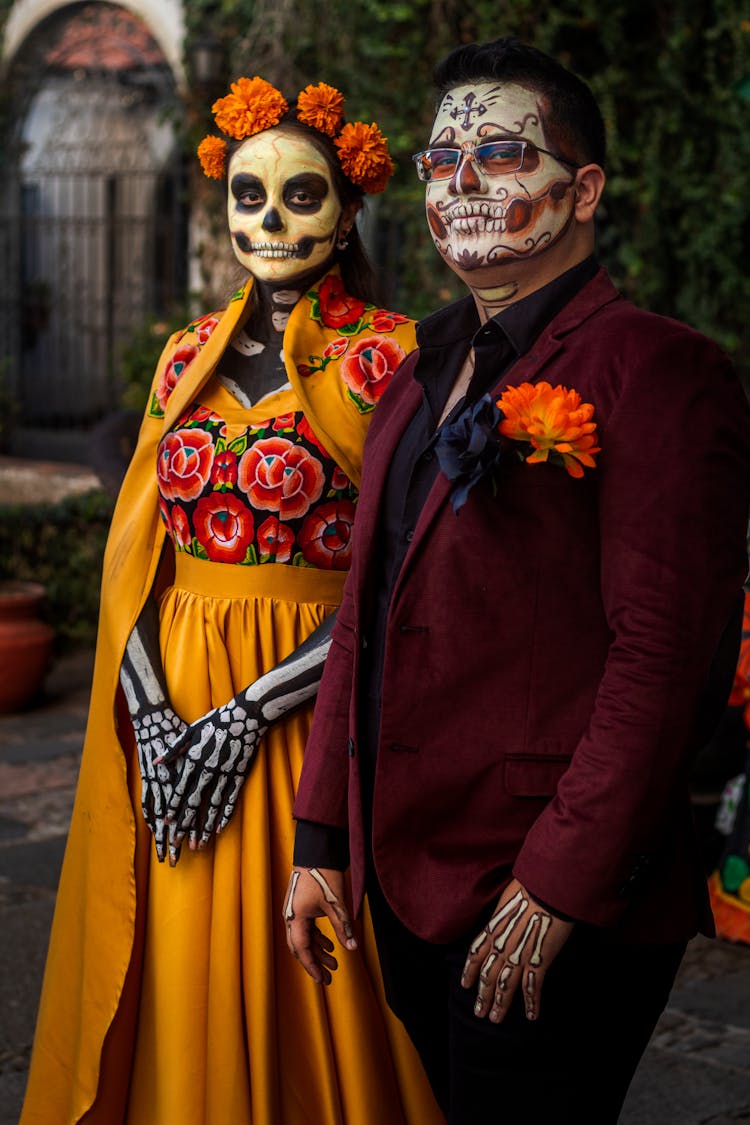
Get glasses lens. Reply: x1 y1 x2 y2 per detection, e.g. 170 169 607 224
476 141 525 175
414 149 460 181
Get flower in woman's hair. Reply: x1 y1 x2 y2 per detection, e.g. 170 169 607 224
297 83 345 137
334 122 394 193
497 381 600 478
197 136 227 179
212 77 288 140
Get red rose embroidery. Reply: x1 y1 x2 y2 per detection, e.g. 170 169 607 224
171 505 192 548
238 436 325 520
195 315 220 346
323 337 349 360
155 345 200 411
158 497 173 534
257 516 295 563
211 449 238 487
157 428 214 502
272 413 296 432
369 309 411 332
331 466 351 491
297 363 313 378
193 493 254 563
316 275 366 329
298 499 356 570
296 414 332 458
340 335 406 405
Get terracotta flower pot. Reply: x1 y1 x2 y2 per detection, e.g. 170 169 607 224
0 581 55 713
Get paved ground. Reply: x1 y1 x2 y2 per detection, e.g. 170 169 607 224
1 650 749 1124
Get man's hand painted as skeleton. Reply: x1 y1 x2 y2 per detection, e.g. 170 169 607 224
120 601 186 865
462 878 574 1023
283 866 358 985
157 614 336 852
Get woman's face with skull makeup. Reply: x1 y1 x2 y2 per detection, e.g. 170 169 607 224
424 82 579 278
227 128 347 284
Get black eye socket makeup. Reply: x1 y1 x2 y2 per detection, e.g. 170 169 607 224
231 173 266 211
283 173 329 213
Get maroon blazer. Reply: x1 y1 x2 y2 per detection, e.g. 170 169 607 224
294 269 750 945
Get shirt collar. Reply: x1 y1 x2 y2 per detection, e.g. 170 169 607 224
415 255 599 354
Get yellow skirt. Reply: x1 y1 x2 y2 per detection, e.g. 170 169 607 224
94 555 440 1125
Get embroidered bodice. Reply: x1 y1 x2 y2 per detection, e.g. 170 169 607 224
157 379 359 569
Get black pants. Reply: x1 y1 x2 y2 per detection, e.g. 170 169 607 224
366 877 685 1125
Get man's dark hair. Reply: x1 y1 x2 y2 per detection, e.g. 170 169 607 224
433 37 606 169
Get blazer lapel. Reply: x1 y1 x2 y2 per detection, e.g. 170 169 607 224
391 267 622 598
491 266 621 396
352 354 423 582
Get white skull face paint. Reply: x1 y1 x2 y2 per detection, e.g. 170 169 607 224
227 128 342 283
424 82 578 276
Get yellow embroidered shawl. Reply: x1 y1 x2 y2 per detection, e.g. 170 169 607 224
22 268 416 1124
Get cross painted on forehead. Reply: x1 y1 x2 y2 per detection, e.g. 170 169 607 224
444 89 489 130
431 83 544 148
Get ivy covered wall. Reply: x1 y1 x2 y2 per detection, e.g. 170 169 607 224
3 1 749 376
183 0 750 380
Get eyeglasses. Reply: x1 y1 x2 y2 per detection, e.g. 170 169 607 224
412 140 581 182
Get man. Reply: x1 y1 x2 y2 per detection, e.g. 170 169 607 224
284 38 750 1123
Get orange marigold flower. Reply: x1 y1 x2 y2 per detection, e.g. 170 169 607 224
212 76 288 140
497 380 601 478
297 82 345 137
335 121 394 193
197 135 227 180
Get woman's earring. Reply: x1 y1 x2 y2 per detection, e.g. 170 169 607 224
336 230 350 251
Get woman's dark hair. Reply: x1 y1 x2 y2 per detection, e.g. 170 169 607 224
433 37 606 170
226 107 381 304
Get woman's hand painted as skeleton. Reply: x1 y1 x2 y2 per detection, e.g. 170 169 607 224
461 878 574 1023
157 613 336 852
119 602 186 865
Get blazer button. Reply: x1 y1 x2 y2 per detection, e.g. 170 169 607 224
347 737 355 758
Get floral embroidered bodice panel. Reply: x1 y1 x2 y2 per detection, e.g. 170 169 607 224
157 377 358 569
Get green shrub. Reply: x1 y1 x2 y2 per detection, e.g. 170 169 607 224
117 306 195 413
0 490 115 647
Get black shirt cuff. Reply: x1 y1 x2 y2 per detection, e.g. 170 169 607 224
528 889 578 924
293 819 350 870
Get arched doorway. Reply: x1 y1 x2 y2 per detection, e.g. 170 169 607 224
1 2 186 457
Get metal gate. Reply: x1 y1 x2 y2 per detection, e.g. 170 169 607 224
0 4 186 445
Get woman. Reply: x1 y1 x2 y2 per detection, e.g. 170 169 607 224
21 77 442 1125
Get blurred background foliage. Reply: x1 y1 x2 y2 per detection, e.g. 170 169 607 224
0 491 114 645
0 0 747 644
183 0 750 379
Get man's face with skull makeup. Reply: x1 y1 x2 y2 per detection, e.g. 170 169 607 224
227 128 346 284
424 82 579 277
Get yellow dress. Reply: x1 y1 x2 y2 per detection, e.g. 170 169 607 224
21 273 443 1124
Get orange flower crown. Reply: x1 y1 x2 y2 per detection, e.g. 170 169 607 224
197 77 394 194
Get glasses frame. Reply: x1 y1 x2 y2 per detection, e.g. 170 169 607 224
411 139 582 182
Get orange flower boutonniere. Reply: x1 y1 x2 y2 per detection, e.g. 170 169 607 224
435 382 600 512
497 381 601 479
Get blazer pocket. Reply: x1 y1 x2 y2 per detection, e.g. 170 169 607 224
504 753 571 798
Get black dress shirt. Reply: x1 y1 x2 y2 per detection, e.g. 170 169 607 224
295 256 599 872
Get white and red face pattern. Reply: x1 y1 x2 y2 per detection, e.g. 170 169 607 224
227 128 343 284
424 82 578 277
